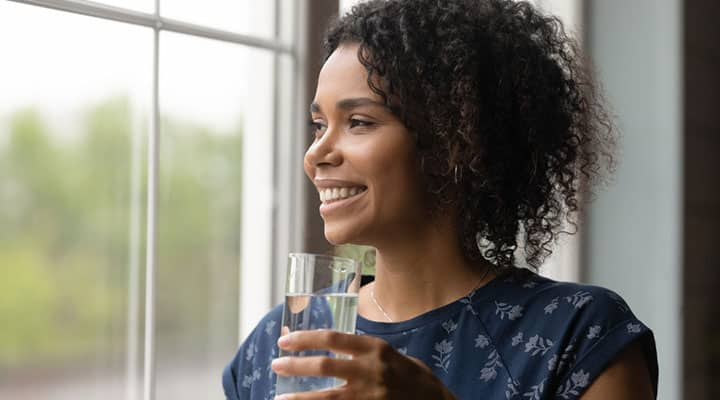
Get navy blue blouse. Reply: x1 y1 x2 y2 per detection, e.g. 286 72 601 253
223 269 658 400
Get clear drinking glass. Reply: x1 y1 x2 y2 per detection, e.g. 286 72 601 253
275 253 360 395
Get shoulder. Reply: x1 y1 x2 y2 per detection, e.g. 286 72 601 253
222 304 284 400
488 269 640 327
480 269 658 398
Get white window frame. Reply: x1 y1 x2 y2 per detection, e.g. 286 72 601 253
6 1 306 399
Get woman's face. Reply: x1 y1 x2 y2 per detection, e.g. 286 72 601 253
304 43 427 246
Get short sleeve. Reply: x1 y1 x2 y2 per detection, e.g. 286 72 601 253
552 287 658 399
222 305 283 400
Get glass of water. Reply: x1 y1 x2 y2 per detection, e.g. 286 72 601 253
275 253 360 395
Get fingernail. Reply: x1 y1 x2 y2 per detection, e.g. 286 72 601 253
274 395 289 400
271 357 288 371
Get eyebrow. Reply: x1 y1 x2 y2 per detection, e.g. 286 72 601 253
310 97 388 114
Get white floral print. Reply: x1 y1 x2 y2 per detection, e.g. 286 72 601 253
556 370 590 398
523 379 545 400
266 346 277 380
512 332 524 347
586 325 602 339
442 319 458 334
548 343 576 375
475 334 491 348
245 342 258 361
479 350 503 382
565 291 594 309
544 297 560 314
264 320 276 335
506 377 520 399
432 340 454 373
524 334 554 357
547 354 557 371
495 301 524 320
227 273 655 400
460 289 480 315
241 368 262 388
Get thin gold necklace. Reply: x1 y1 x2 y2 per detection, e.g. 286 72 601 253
370 285 394 322
369 265 492 323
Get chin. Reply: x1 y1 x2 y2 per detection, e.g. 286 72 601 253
323 226 349 245
323 222 366 246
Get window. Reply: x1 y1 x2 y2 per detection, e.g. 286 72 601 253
0 1 301 399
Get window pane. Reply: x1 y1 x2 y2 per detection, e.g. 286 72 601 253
0 3 151 400
277 0 297 45
161 0 276 39
156 32 274 399
96 0 154 13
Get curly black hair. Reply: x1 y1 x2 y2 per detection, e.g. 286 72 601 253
323 0 615 271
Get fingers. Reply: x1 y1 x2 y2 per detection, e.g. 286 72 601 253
406 355 433 373
274 387 345 400
278 330 379 356
272 356 359 379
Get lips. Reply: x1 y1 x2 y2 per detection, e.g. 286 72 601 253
314 179 368 216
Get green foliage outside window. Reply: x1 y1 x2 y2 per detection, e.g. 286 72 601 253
0 96 242 370
334 244 376 276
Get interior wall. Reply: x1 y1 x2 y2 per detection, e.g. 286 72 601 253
584 1 683 399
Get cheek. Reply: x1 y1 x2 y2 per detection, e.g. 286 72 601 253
367 151 419 202
303 155 314 180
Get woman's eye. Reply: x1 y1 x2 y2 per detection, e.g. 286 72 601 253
308 120 327 137
349 118 373 129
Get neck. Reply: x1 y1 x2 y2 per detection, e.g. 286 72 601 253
360 215 494 322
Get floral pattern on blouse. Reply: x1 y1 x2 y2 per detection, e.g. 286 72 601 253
223 269 658 400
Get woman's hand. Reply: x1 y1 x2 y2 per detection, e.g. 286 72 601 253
271 330 456 400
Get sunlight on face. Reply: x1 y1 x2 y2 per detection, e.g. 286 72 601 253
304 43 426 247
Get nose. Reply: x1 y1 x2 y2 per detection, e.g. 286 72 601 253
304 127 342 169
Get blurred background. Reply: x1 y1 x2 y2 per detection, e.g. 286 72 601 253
0 0 716 399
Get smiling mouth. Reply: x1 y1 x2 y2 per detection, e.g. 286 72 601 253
319 186 367 204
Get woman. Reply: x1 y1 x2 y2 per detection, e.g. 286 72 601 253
223 0 658 399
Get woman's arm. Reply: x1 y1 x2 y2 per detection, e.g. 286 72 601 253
580 341 655 399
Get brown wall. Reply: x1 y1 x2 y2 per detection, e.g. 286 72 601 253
683 0 720 398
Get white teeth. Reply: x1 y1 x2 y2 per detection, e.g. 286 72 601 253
319 186 365 203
